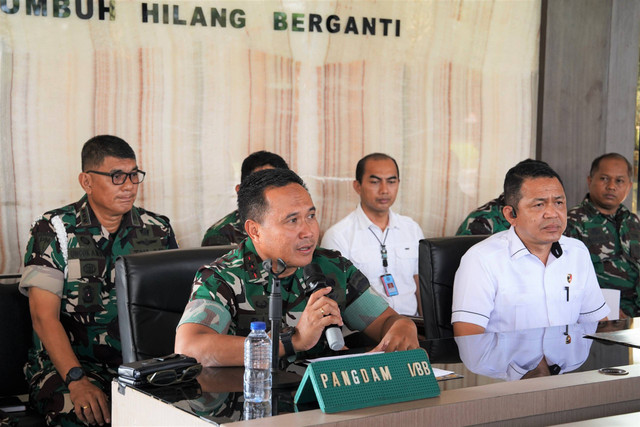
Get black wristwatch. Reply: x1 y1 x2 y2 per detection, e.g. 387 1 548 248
65 367 85 386
280 326 296 357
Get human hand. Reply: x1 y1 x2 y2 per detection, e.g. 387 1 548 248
69 378 110 425
521 357 551 379
370 317 418 353
292 287 343 351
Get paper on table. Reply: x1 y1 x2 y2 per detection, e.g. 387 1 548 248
433 367 462 381
601 288 620 320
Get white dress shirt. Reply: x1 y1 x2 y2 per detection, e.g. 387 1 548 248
321 204 424 315
455 322 597 381
451 227 609 332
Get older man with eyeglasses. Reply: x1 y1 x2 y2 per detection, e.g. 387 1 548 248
19 135 178 426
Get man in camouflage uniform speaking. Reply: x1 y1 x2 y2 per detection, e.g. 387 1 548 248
565 153 640 318
19 135 178 426
176 169 418 366
201 151 289 246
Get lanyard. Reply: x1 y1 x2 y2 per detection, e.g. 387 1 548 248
368 227 390 273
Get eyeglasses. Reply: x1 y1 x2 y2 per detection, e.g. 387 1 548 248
85 170 146 185
146 364 202 386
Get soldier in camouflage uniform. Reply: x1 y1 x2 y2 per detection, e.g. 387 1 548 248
201 151 289 246
177 169 418 366
455 193 511 235
565 153 640 317
201 210 246 247
19 135 178 426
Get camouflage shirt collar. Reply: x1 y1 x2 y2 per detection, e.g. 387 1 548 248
242 238 308 288
583 193 631 220
77 194 142 229
241 238 268 285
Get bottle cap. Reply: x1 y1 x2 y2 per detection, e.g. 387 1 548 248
250 321 267 331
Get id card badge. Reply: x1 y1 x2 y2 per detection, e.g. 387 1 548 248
380 273 399 297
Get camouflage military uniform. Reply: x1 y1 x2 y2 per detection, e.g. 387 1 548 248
19 195 178 426
565 194 640 316
202 210 247 246
179 238 389 357
456 194 510 235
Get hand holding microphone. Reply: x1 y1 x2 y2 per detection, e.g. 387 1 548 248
303 264 345 351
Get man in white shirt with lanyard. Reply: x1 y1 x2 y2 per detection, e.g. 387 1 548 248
452 159 609 336
321 153 424 316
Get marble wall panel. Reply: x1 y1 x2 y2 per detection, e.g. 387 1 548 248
0 0 539 273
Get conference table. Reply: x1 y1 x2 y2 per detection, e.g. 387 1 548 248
112 319 640 426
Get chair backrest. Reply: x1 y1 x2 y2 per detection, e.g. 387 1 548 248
419 235 487 340
0 277 31 397
115 246 235 363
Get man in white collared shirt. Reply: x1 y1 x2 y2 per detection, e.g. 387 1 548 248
452 159 609 336
321 153 425 316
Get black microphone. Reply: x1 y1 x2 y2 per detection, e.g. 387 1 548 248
303 264 345 351
261 258 286 376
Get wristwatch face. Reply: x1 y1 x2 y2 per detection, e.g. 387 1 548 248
66 367 84 384
281 326 294 339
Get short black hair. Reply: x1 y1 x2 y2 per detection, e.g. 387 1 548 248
503 159 564 209
238 168 307 225
81 135 136 171
589 153 633 179
240 151 289 182
355 153 400 183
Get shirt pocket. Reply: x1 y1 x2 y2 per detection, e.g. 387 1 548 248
626 219 640 258
498 291 538 331
349 247 381 271
567 283 586 321
64 277 106 314
394 243 419 274
65 256 108 315
583 228 612 255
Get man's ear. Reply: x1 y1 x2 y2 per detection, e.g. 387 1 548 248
352 180 361 195
78 172 92 194
244 219 260 242
503 205 517 226
235 184 240 194
586 175 592 187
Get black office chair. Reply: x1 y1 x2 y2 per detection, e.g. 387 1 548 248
0 275 46 426
115 246 235 363
419 235 487 362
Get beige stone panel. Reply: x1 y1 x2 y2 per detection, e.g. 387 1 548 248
0 1 539 273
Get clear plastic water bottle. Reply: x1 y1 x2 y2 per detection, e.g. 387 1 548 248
243 400 272 420
243 321 272 403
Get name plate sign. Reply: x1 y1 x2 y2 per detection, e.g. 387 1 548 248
294 349 440 413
